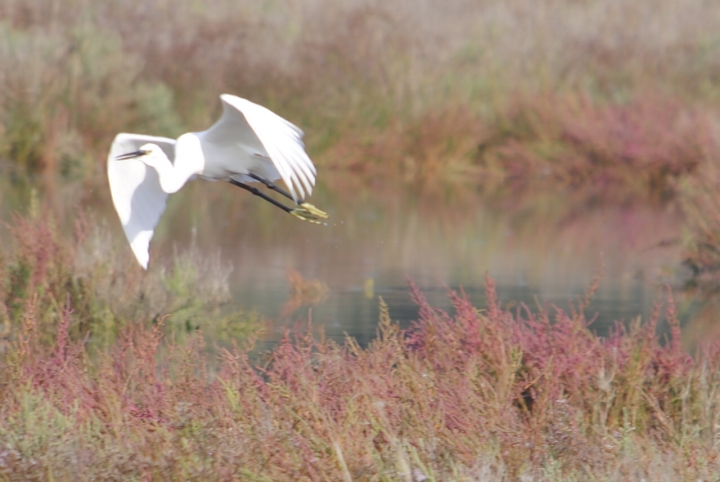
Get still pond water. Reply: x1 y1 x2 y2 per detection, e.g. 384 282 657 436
5 177 705 349
142 179 698 349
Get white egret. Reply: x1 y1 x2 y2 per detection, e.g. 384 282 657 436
107 94 327 269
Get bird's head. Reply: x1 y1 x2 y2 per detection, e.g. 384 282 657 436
116 143 163 161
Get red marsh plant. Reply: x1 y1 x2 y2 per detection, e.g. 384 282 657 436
1 276 719 480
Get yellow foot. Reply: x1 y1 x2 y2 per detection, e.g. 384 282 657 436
299 202 328 219
290 206 326 224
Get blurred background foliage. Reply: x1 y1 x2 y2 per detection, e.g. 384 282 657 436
0 0 719 326
0 0 719 187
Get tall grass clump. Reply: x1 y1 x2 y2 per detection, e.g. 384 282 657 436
0 206 255 351
1 277 720 480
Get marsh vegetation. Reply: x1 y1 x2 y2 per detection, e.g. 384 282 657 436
2 0 720 479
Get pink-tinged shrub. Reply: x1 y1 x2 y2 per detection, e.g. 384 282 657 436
1 277 718 480
479 92 712 201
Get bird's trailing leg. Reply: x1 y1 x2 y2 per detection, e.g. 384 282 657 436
248 173 328 219
229 180 325 224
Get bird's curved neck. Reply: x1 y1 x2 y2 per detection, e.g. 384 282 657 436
155 135 204 194
150 156 189 194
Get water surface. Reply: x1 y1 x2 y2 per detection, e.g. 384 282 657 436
152 180 690 348
0 177 698 349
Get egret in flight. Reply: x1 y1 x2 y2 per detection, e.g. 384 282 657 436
108 94 328 269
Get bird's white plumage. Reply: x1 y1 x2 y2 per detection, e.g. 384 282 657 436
107 133 176 269
107 94 319 269
201 95 316 200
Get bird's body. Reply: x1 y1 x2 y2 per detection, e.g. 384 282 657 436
108 94 327 269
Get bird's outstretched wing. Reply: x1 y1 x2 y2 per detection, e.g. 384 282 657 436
201 94 316 201
107 133 176 269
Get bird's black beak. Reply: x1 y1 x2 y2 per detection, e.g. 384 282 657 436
116 149 149 160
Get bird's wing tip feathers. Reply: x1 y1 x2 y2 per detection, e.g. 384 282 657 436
219 93 315 199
